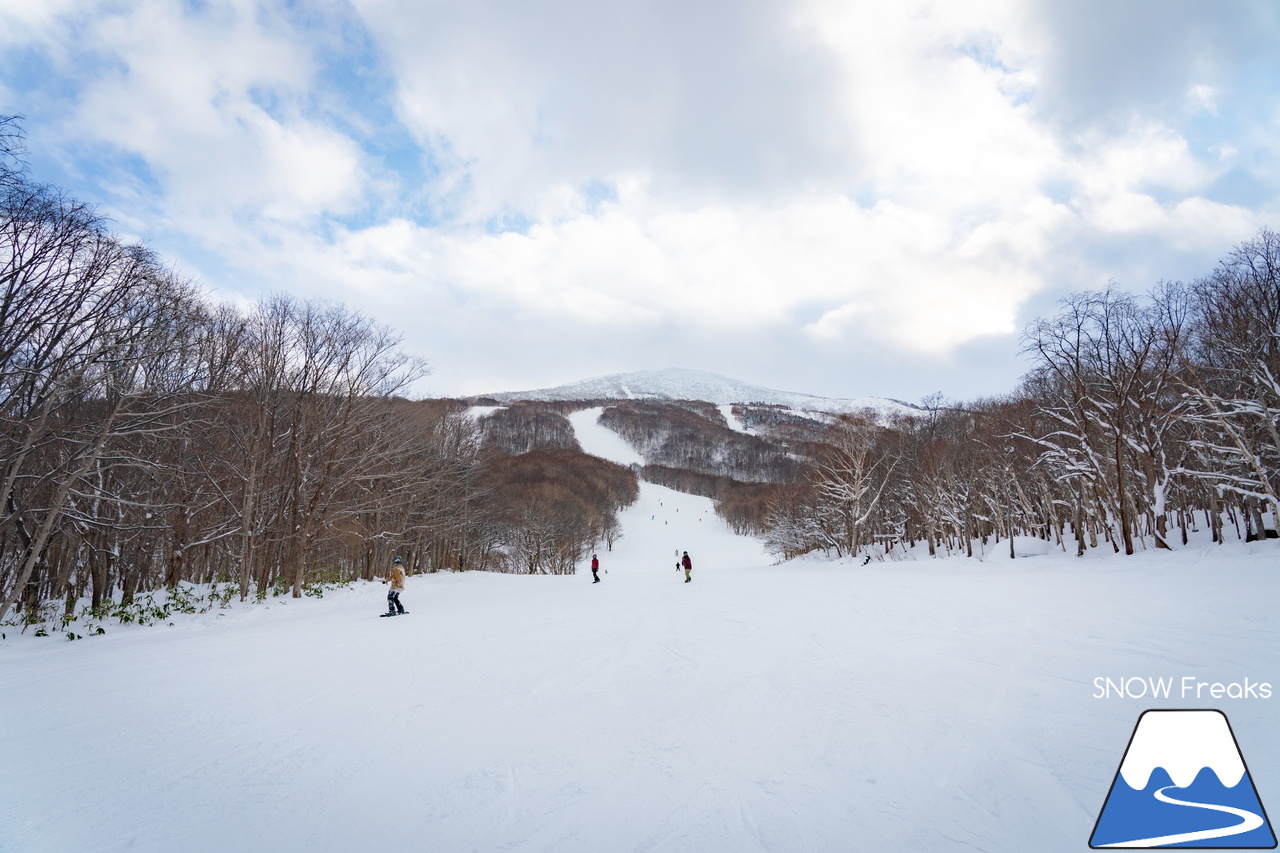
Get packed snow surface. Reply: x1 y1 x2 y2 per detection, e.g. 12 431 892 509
478 367 917 417
2 509 1277 853
1 414 1277 853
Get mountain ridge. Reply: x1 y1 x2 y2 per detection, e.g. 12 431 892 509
473 367 920 416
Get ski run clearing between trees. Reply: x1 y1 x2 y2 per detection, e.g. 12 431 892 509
1 411 1278 853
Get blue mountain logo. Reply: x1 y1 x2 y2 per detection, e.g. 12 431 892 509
1091 709 1276 848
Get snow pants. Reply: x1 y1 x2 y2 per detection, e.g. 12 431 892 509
387 590 404 614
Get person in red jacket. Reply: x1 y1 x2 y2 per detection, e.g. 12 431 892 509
591 554 600 583
681 551 692 583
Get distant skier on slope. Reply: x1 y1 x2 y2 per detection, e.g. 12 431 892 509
380 556 407 616
681 551 692 583
591 554 601 583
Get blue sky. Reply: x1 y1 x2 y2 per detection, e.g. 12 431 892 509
2 0 1278 402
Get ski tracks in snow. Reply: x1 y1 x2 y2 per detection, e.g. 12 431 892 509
3 519 1280 851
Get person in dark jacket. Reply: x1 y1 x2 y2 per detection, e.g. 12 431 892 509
591 554 600 583
681 551 692 583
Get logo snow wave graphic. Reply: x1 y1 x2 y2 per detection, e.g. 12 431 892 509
1101 785 1264 848
1091 766 1275 849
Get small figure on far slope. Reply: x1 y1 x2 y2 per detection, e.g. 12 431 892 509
380 556 407 617
681 551 692 583
591 553 601 583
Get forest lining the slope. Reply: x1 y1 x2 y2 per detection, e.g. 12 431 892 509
5 110 1280 627
0 118 639 626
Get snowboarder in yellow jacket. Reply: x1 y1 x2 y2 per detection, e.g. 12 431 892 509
381 556 407 616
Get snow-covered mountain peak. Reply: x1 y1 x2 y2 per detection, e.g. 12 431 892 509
477 367 918 416
1119 710 1247 790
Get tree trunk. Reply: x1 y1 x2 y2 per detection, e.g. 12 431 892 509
166 505 189 588
1115 433 1134 555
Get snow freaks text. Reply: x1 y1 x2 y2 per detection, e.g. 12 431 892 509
1093 677 1273 700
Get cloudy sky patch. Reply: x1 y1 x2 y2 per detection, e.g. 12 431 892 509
1 0 1276 401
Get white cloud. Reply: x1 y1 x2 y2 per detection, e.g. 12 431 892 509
1187 83 1218 114
1072 122 1214 198
1 0 1275 400
351 0 852 217
13 0 368 239
0 0 81 43
236 184 1072 367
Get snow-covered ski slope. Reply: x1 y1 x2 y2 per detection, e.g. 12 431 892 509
1 416 1278 853
566 407 645 466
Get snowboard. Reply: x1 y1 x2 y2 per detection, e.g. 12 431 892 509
379 611 409 617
